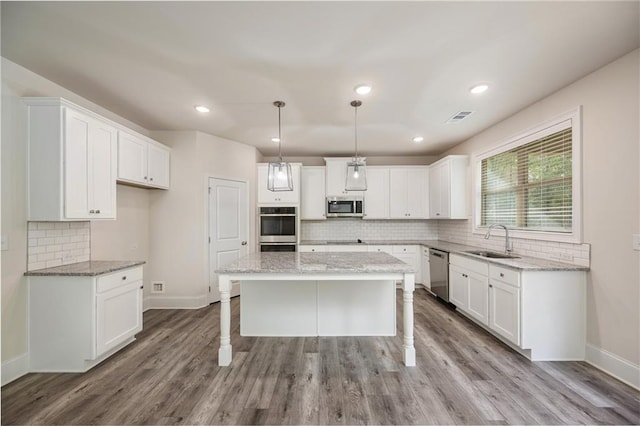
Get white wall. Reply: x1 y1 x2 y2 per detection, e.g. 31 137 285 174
147 130 259 308
443 50 640 372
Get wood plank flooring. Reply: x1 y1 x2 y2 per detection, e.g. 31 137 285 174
2 289 639 425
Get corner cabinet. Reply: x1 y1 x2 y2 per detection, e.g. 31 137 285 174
301 167 326 219
389 166 429 219
429 155 468 219
118 130 170 189
28 266 143 372
257 163 301 204
449 254 586 361
25 98 117 221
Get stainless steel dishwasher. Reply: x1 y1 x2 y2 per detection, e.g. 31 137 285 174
429 248 449 301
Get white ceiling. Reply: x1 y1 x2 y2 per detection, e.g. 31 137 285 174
2 2 638 157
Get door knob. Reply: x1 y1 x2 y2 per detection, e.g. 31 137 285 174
241 241 247 245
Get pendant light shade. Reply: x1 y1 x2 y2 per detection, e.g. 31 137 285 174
345 100 367 191
267 101 293 192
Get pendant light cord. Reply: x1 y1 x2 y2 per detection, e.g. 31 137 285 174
278 104 283 162
351 100 362 161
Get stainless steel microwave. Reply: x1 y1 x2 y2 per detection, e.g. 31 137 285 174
326 197 364 217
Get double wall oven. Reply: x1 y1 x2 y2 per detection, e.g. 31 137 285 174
259 206 297 252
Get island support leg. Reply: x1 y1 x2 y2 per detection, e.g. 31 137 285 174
402 273 416 366
218 275 232 366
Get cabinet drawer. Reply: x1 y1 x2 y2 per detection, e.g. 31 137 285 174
299 245 326 252
368 245 393 254
97 267 143 293
392 245 417 254
489 265 520 287
450 254 488 276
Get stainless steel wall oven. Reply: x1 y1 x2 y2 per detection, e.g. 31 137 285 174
259 206 297 251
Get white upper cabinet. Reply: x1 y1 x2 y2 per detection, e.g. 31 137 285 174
325 158 365 197
301 166 326 220
389 167 429 219
429 155 468 219
257 163 301 204
26 98 117 221
118 130 170 189
364 167 389 219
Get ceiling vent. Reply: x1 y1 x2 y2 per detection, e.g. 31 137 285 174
446 111 474 124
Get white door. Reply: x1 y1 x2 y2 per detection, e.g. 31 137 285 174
406 167 429 218
389 168 408 218
489 280 521 345
118 131 148 184
89 120 117 219
96 281 143 357
64 108 91 219
209 178 248 303
364 167 389 219
301 167 326 220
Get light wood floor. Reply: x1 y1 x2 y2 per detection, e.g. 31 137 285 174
2 289 639 425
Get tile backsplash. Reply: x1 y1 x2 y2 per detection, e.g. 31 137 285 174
27 221 90 271
301 219 438 242
438 219 590 267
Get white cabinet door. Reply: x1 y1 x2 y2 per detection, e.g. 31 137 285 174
429 161 450 218
89 120 117 219
406 167 429 218
64 109 116 220
325 158 365 197
301 167 326 220
421 247 431 290
489 280 521 345
64 108 91 219
96 280 143 357
364 167 389 219
467 271 489 325
389 167 428 219
449 265 469 309
147 143 171 189
118 131 148 184
257 164 300 204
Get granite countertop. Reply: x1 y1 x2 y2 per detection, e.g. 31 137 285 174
25 260 146 276
299 239 588 272
216 252 415 275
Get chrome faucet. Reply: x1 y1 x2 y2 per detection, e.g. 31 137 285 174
484 224 513 254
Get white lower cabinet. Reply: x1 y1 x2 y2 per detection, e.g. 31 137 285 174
391 246 421 284
29 266 143 372
449 254 586 361
489 278 520 345
421 247 431 290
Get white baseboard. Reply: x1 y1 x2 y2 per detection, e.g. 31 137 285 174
146 294 208 310
2 353 29 386
585 343 640 390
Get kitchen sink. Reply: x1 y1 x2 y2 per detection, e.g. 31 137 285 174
465 250 520 259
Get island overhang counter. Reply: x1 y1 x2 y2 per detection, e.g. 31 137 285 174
215 251 416 367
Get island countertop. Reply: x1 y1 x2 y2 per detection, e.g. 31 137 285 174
215 251 416 275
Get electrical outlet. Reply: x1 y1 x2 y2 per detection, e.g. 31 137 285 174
558 252 573 262
151 281 165 293
633 234 640 251
1 235 8 251
130 243 139 251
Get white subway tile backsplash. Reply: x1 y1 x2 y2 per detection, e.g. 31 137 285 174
437 219 590 267
27 221 91 271
301 219 438 242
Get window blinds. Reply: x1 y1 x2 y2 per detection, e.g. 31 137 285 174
481 127 572 232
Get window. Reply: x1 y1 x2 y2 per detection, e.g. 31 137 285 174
475 108 581 241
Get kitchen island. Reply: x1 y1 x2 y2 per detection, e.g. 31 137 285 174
215 251 416 367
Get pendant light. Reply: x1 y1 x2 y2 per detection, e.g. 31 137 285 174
267 101 293 192
345 100 367 191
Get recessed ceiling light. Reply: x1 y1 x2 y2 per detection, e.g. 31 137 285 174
412 136 424 143
469 84 489 94
271 137 280 143
194 105 210 113
354 84 372 95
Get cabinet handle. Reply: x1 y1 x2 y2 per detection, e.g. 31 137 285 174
89 210 95 214
489 284 493 288
96 209 101 214
140 285 144 289
122 276 127 280
144 176 148 180
241 241 247 246
150 177 154 181
436 213 440 216
500 273 504 278
462 273 468 278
